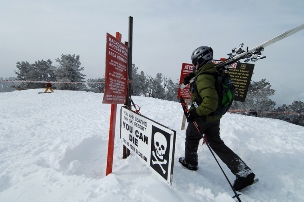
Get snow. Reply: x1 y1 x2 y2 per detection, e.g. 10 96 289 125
1 89 304 202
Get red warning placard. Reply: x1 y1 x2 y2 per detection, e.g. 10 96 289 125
103 33 128 104
177 63 193 100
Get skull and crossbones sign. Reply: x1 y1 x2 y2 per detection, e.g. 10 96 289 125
152 132 168 174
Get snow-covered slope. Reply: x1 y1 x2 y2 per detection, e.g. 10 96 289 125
0 89 303 202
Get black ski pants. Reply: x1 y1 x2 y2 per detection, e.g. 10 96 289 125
185 120 252 177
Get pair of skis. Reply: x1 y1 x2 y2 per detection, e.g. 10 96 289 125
180 23 304 91
215 23 304 70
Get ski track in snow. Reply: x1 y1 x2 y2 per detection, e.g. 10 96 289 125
0 89 304 201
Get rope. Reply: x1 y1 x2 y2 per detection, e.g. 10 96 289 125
126 97 141 114
0 80 105 84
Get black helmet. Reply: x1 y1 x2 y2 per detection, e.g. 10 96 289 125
191 46 213 67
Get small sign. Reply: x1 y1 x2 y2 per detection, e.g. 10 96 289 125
103 33 128 104
120 107 176 185
177 63 193 99
228 63 254 102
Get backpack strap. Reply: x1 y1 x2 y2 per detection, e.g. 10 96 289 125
195 71 217 78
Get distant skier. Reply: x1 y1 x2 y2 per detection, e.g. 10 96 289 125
179 46 255 191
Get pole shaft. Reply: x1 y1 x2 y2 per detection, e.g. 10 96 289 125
123 16 133 159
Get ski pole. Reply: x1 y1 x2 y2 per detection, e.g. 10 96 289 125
180 96 242 202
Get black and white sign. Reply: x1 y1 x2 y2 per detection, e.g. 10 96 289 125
120 107 176 185
228 63 255 102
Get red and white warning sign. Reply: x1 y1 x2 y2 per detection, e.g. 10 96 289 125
102 33 128 104
177 63 193 100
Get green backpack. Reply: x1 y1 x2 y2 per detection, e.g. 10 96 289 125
199 71 235 116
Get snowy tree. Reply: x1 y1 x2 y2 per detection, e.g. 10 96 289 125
0 77 16 92
265 102 304 126
129 65 179 100
33 60 56 81
163 77 179 101
289 101 304 114
131 64 149 96
32 60 56 88
138 71 149 96
14 60 56 89
14 61 35 89
131 65 141 96
231 79 276 115
147 73 166 99
55 54 86 91
87 78 105 93
15 61 32 80
146 75 154 98
285 101 304 126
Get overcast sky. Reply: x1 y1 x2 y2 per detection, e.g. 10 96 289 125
1 0 303 105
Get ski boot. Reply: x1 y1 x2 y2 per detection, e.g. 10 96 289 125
233 173 256 191
179 157 197 171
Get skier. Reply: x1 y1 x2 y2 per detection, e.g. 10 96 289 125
179 46 255 191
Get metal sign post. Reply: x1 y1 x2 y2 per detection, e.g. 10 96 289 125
123 16 133 159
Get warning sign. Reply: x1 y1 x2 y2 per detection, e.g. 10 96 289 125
177 63 193 100
120 107 176 185
103 33 128 104
228 63 254 102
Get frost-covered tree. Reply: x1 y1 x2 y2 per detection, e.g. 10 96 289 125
55 54 86 90
146 75 154 98
0 77 16 92
289 101 304 114
231 79 276 115
163 77 178 101
14 60 56 89
33 60 56 81
247 79 276 113
15 61 32 80
32 60 56 88
14 61 35 89
131 65 141 96
285 101 304 126
138 71 149 96
148 73 165 99
129 65 179 100
131 65 149 96
263 101 304 126
87 78 105 93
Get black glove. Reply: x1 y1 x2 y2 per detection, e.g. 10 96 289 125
183 72 195 85
186 109 200 122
